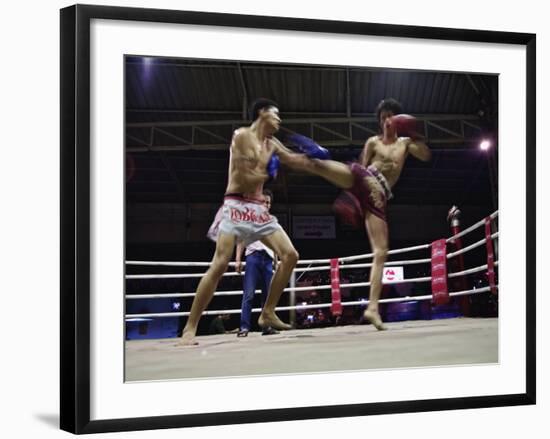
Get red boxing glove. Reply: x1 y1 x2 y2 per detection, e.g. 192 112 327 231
390 114 419 138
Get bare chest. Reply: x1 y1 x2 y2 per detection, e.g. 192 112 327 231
229 136 272 174
248 138 270 162
373 140 408 163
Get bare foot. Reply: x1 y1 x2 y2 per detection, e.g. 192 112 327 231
364 309 386 331
258 312 292 331
177 331 199 346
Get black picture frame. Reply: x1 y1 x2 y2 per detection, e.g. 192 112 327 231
60 4 536 434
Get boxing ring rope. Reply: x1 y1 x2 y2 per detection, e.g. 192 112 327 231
125 260 498 301
446 210 498 243
447 232 498 259
125 258 435 280
127 286 495 319
125 211 498 269
125 233 497 280
126 243 434 268
125 211 498 319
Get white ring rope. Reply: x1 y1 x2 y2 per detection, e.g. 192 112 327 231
125 211 498 268
448 262 498 278
125 261 498 300
446 210 498 243
124 211 499 316
126 271 243 280
125 257 435 279
126 261 240 267
125 233 497 280
447 232 498 259
125 285 496 319
295 258 432 273
295 243 433 265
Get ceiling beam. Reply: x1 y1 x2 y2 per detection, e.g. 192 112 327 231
126 114 482 151
126 144 481 153
127 114 480 129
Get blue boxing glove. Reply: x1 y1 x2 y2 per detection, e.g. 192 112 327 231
288 134 331 160
267 153 280 180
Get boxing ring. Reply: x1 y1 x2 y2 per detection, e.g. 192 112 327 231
124 211 499 381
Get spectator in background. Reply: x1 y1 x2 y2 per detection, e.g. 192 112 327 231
235 190 279 337
208 313 238 335
309 291 321 305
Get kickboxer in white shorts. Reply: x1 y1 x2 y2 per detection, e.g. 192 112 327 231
179 98 298 346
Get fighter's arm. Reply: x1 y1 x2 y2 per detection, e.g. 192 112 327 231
406 138 432 162
359 136 377 167
270 136 297 164
235 241 245 273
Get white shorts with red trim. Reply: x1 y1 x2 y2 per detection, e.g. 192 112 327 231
206 195 282 246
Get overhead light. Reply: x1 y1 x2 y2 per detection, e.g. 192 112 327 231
480 139 491 150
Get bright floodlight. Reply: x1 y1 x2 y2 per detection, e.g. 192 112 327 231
480 139 491 150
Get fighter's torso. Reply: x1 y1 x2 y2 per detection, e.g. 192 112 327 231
225 128 272 198
367 136 409 188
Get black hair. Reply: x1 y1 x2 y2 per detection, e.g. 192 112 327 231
375 98 403 123
263 188 274 203
249 98 279 121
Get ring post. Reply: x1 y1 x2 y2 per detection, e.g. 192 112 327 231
289 270 296 326
447 206 470 316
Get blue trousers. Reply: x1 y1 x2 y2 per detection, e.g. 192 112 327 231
240 250 273 331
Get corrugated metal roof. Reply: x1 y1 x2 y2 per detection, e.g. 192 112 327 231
126 59 243 111
351 70 482 114
126 58 496 119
